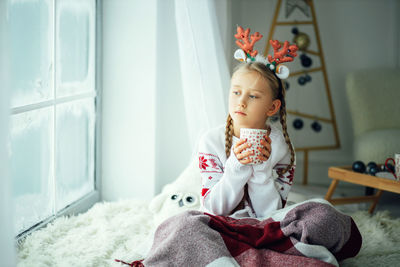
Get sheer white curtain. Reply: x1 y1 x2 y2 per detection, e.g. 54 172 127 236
174 0 230 156
0 1 16 264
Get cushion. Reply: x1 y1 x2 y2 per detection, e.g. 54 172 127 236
346 68 400 137
354 128 400 163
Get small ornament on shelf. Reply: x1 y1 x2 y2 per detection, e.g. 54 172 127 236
293 118 304 129
291 27 310 51
366 161 379 176
298 76 306 86
300 53 312 68
298 73 312 86
352 161 366 173
311 121 322 132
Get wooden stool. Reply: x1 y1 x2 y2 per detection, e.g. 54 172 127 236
325 166 400 213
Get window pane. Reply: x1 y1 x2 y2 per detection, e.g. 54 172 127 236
55 98 95 211
10 107 54 234
56 0 95 97
8 0 53 108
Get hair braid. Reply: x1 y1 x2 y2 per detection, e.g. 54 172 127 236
225 114 247 213
278 88 295 175
225 114 234 158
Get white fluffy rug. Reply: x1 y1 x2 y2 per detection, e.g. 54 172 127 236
17 199 400 267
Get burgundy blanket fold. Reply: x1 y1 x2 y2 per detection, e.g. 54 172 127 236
123 199 362 267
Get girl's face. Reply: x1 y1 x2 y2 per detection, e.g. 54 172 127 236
229 71 281 136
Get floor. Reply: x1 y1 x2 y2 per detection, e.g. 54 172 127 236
291 180 400 218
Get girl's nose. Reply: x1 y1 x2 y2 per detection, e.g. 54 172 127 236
238 99 246 108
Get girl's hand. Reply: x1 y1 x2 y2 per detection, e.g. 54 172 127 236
233 138 254 165
257 135 271 162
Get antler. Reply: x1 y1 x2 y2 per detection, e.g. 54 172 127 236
234 26 263 57
267 40 298 64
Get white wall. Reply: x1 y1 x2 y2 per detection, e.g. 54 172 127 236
0 0 16 264
102 0 157 201
231 0 400 185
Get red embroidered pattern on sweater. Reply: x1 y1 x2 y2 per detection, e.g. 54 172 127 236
198 153 223 173
275 166 295 185
199 155 209 170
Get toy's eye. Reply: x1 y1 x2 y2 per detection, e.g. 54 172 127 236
171 195 178 200
186 196 194 203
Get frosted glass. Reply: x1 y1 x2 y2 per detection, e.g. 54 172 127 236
8 0 53 108
55 98 95 211
10 107 54 235
56 0 95 97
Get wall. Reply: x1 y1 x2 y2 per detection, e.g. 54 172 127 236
102 0 157 201
231 0 400 185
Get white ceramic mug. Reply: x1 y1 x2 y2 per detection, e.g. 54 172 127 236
385 153 400 181
239 128 269 165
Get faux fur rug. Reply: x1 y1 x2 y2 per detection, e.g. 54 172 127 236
17 199 400 267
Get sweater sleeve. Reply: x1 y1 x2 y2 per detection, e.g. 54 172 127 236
198 134 252 216
247 132 295 218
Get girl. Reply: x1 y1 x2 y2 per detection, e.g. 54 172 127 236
118 27 361 267
198 60 296 219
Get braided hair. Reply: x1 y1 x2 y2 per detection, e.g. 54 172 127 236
225 62 295 175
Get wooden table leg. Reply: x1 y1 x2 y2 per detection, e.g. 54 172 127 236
325 179 339 202
368 189 383 214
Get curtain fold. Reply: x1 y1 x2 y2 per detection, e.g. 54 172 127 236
174 0 230 157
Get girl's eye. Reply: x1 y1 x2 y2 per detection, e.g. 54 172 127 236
249 95 257 99
233 91 240 95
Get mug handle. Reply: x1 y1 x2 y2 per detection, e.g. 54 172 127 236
385 158 397 178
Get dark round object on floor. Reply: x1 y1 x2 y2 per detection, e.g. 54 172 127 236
311 121 322 132
298 76 306 85
305 74 312 82
293 118 304 130
291 27 299 35
352 161 366 173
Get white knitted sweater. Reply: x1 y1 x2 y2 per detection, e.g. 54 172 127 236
198 124 295 219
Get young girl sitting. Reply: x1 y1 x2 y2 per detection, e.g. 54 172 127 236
118 26 361 267
199 60 295 219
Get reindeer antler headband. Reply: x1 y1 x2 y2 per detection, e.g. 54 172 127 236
234 26 298 79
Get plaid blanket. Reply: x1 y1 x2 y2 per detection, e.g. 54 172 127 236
118 199 361 267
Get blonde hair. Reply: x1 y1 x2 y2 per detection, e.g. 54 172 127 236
225 62 295 175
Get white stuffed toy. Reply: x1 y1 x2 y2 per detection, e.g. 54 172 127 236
149 157 202 227
148 156 308 228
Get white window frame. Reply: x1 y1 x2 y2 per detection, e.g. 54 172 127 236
13 0 102 242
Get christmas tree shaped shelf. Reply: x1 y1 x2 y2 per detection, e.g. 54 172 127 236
264 0 340 184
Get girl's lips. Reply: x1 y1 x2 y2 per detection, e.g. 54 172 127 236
235 111 246 116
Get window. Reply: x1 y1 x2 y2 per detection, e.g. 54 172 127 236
8 0 99 237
